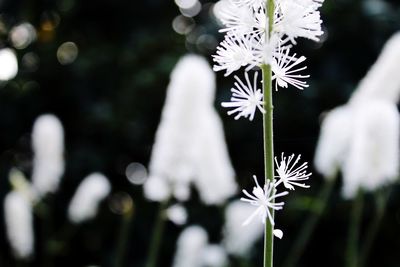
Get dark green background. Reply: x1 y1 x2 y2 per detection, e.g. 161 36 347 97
0 0 400 266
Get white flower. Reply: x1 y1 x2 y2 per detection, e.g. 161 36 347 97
144 175 172 202
213 34 258 76
193 108 237 205
222 200 264 257
314 106 353 179
350 32 400 104
68 173 111 224
201 245 228 267
4 191 34 259
172 226 209 267
221 71 265 121
31 114 65 198
166 204 188 225
275 0 323 44
342 100 399 198
217 1 266 36
240 175 288 226
272 46 309 90
147 55 236 204
230 0 266 10
275 153 311 190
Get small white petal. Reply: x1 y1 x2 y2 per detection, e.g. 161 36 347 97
273 229 283 239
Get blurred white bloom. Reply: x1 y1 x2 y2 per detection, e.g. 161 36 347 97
31 114 65 197
0 48 18 81
166 204 188 225
194 109 237 204
315 100 400 199
221 72 265 121
144 175 171 202
314 106 352 179
4 191 34 259
201 245 228 267
240 175 288 226
68 173 111 224
172 226 208 267
350 32 400 104
342 100 399 198
145 54 236 204
275 153 311 190
223 200 263 257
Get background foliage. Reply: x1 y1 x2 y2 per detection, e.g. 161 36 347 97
0 0 400 266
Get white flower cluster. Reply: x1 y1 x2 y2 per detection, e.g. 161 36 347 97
240 153 311 236
314 33 400 199
144 55 237 205
213 0 324 120
172 226 228 267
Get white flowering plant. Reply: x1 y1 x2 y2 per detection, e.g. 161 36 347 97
213 0 323 266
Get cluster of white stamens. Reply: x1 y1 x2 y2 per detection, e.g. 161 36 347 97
213 0 324 120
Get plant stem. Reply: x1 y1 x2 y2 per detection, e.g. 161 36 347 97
262 1 275 267
114 207 134 267
145 200 168 267
282 176 337 267
346 189 364 267
359 189 388 267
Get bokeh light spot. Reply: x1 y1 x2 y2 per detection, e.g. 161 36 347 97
10 23 37 49
0 48 18 81
125 162 148 185
57 42 78 65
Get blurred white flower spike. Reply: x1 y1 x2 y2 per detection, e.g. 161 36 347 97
315 33 400 198
172 226 208 267
223 200 264 257
4 191 34 259
31 114 65 198
144 54 236 205
342 100 399 198
240 175 288 226
68 173 111 224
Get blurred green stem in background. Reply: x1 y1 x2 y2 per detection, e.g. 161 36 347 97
359 189 389 267
239 258 251 267
282 175 337 267
145 199 169 267
114 202 135 267
35 198 54 267
346 189 364 267
262 1 276 267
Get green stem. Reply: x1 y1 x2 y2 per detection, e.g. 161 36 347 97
346 189 364 267
114 207 134 267
145 200 168 267
359 189 388 267
35 199 54 267
282 176 337 267
262 1 275 267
